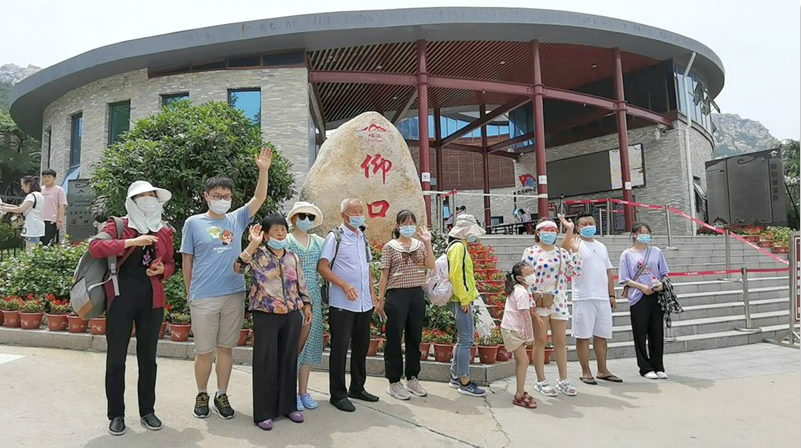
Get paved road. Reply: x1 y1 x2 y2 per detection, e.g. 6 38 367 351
0 344 798 447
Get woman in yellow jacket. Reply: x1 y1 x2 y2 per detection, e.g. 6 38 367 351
446 214 486 397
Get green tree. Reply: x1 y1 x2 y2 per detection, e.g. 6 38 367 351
90 101 295 248
0 110 40 196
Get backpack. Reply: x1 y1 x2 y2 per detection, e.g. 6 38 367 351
320 227 371 305
425 241 466 307
70 217 133 319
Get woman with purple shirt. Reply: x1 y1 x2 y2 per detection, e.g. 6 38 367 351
618 222 670 380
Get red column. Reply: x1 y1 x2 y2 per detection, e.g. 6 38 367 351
531 41 549 218
480 104 491 227
434 107 443 229
416 39 432 227
613 47 634 231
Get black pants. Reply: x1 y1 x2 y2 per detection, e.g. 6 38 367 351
329 307 372 401
384 287 426 383
42 221 59 246
629 293 665 375
252 311 302 423
105 292 163 419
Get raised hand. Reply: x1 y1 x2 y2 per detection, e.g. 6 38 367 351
569 234 581 252
256 146 273 171
558 214 574 232
248 224 264 245
417 225 432 243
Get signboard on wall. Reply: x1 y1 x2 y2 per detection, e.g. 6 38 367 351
66 179 96 242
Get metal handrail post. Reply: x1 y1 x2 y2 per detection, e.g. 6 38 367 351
736 267 762 333
725 230 732 279
606 198 612 236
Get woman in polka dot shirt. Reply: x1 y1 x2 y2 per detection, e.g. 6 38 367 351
521 216 582 398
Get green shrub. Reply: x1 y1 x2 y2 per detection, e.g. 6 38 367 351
168 312 191 324
19 300 44 313
0 242 86 298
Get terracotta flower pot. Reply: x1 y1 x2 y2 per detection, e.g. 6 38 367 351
0 310 4 326
237 328 249 346
744 235 760 243
419 342 431 361
169 323 192 342
89 317 106 335
433 343 455 363
19 312 44 330
67 315 88 333
322 333 330 348
46 313 68 331
496 347 511 362
367 338 381 357
2 310 20 328
758 240 774 248
478 345 499 364
470 345 479 364
159 321 168 339
773 246 789 254
544 348 555 365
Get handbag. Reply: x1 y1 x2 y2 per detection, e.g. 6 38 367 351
622 246 652 298
10 194 38 230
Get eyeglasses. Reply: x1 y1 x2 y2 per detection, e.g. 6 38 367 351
296 213 316 221
210 195 232 201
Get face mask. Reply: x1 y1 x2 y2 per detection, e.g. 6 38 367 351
524 274 538 285
267 237 287 250
348 215 365 228
539 232 557 245
135 196 160 216
580 226 597 238
467 235 478 243
636 234 652 244
399 225 416 238
209 199 231 215
296 217 314 232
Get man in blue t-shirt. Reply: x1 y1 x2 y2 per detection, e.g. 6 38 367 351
180 147 272 420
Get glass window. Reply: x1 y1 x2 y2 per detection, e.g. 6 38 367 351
161 92 189 107
228 89 261 126
70 113 82 167
108 101 131 145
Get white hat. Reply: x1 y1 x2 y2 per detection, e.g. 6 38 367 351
287 201 323 228
448 214 486 240
126 180 172 203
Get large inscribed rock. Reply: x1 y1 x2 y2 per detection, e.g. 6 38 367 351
300 112 426 243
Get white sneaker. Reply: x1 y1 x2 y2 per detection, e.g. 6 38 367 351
656 371 669 379
387 382 411 400
404 377 428 397
643 371 659 380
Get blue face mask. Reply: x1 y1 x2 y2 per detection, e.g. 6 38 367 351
296 217 314 232
348 215 365 228
636 234 652 244
580 226 597 238
267 237 287 250
539 232 558 245
399 225 416 238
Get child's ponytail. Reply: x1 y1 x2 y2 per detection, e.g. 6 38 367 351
504 262 529 295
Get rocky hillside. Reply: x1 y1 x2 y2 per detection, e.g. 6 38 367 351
712 112 780 158
0 63 41 112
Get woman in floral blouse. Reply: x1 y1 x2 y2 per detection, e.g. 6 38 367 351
234 214 312 431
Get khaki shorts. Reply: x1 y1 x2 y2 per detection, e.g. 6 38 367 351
189 292 246 354
501 328 530 352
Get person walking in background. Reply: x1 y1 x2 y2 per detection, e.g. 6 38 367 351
318 198 380 412
619 222 670 380
88 181 175 436
285 202 326 412
40 168 68 246
180 147 272 420
572 212 622 385
0 176 45 250
521 216 582 398
376 210 435 401
234 216 312 431
446 214 487 397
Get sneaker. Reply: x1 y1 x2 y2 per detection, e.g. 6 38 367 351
140 413 162 431
296 396 304 411
387 382 412 400
555 379 578 397
300 393 319 410
213 393 235 419
448 376 461 389
643 371 659 380
108 417 126 436
656 371 669 379
534 380 558 398
404 377 428 397
193 392 210 418
457 381 487 397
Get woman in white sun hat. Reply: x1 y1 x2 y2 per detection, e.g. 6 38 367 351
87 180 175 436
284 201 325 412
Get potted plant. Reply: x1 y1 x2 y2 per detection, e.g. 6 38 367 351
1 296 23 328
168 312 192 342
19 298 45 329
46 298 71 331
67 313 89 333
367 324 383 357
238 317 252 346
477 332 501 365
420 329 436 361
737 225 763 243
430 330 456 363
89 313 107 335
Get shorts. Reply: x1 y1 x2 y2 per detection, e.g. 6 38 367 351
189 292 246 354
535 298 569 321
571 300 613 340
501 328 530 352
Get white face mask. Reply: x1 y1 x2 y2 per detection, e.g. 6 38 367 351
209 199 231 215
135 196 160 217
524 274 538 286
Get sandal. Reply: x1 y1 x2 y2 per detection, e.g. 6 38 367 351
513 393 537 409
579 376 597 385
597 374 623 383
534 380 557 398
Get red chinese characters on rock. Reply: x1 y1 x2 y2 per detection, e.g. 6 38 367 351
367 200 390 218
361 154 393 184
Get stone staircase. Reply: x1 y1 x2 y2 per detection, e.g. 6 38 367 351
481 234 795 360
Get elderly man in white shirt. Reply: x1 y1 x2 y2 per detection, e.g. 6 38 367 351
318 198 379 412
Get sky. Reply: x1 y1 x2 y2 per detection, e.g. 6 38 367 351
1 0 799 139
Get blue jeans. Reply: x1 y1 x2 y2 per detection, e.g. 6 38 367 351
449 302 474 379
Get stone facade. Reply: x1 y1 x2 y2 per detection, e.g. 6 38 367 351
40 67 311 212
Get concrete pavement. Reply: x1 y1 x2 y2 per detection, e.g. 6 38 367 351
0 343 798 447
